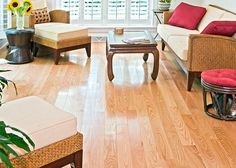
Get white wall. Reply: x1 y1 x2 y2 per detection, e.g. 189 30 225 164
201 0 236 12
171 0 203 8
171 0 236 12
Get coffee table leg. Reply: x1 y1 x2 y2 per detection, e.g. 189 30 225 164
151 50 159 80
143 53 148 62
107 52 114 81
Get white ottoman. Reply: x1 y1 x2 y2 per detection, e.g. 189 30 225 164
33 23 91 64
0 96 83 168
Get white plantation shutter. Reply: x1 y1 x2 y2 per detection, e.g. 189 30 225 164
61 0 80 20
130 0 149 20
0 0 8 29
60 0 151 25
108 0 126 20
84 0 102 20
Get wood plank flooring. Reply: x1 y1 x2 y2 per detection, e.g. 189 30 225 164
1 42 236 168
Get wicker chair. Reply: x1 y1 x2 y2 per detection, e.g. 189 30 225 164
160 5 236 91
0 96 83 168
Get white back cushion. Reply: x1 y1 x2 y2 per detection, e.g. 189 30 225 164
220 12 236 21
198 6 225 32
31 0 47 10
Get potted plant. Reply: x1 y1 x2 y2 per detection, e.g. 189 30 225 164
158 0 172 11
7 0 33 30
0 70 35 168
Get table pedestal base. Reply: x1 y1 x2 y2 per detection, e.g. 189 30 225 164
6 46 34 64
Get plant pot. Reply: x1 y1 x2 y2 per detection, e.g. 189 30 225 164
158 2 171 11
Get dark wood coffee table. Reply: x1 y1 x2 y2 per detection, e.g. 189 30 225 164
106 30 159 81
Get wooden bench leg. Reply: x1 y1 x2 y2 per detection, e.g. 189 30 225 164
53 50 60 65
85 43 91 58
33 43 39 57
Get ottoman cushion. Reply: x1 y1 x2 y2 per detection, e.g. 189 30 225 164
0 96 77 154
35 23 88 41
201 69 236 87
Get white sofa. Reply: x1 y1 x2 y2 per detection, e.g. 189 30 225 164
158 5 236 91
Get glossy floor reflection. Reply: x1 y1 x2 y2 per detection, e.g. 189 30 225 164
2 42 236 168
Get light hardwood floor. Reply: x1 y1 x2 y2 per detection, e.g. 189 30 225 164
2 42 236 168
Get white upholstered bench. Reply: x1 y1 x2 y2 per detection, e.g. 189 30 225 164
0 96 83 168
33 23 91 65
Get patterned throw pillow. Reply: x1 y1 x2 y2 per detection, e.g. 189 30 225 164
31 7 51 24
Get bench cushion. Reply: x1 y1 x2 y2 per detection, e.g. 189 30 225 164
0 96 77 154
35 23 88 41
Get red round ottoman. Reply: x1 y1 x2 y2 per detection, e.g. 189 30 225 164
201 69 236 120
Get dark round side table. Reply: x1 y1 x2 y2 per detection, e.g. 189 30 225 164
5 28 34 64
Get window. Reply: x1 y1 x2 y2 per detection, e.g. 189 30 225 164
0 0 8 30
84 0 102 20
108 0 126 20
130 0 149 20
61 0 152 26
61 0 80 20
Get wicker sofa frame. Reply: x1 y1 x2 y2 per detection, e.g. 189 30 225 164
161 5 236 91
0 133 83 168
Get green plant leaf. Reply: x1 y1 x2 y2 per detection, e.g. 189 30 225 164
0 149 13 168
0 76 8 86
0 121 8 136
7 126 35 149
0 135 11 143
7 133 31 152
0 143 20 159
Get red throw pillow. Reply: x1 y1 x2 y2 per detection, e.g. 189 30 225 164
168 2 207 30
201 21 236 37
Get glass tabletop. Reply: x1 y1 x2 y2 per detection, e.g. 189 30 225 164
108 31 156 45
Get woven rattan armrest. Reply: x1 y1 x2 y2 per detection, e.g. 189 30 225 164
49 10 70 23
187 34 236 71
163 11 174 24
0 133 83 168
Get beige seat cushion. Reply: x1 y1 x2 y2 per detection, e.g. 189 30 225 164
0 96 77 154
197 6 225 32
167 36 189 61
35 23 88 41
157 24 199 42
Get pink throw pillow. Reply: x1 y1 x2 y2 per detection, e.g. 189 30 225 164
201 21 236 37
168 2 207 30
